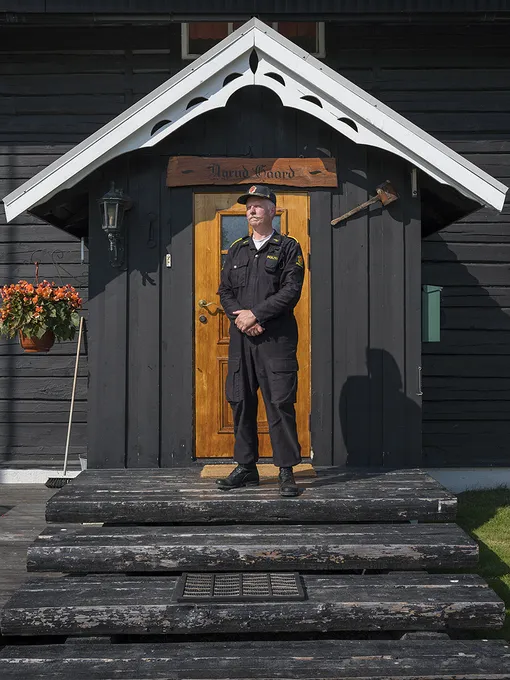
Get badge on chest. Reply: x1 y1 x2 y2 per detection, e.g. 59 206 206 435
264 247 282 273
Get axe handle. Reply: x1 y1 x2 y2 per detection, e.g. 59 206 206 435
330 194 380 226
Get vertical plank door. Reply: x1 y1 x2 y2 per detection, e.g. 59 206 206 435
194 192 310 458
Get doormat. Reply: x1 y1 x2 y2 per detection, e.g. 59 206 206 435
200 463 316 479
173 572 305 602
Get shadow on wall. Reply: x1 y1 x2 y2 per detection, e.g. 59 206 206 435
336 205 510 470
339 347 421 469
422 226 510 467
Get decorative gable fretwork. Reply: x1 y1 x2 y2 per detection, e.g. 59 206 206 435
3 19 507 222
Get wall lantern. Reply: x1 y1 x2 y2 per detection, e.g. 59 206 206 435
98 182 132 268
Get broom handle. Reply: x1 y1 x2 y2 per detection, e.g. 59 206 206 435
63 316 84 476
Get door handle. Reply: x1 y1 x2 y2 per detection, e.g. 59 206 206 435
198 299 224 313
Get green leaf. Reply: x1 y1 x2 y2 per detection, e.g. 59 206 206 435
35 325 48 339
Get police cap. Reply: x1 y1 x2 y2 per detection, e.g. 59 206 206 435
237 184 276 205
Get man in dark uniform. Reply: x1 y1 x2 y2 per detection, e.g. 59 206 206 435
216 185 305 497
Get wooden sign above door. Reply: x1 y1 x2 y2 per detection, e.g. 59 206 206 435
166 156 337 188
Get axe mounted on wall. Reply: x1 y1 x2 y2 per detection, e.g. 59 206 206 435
330 180 398 226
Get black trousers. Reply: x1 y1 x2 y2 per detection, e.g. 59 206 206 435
226 320 301 468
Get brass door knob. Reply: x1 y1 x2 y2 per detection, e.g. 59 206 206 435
198 299 214 308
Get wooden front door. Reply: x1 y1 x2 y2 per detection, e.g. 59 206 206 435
194 192 310 458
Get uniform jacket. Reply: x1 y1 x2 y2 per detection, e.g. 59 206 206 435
218 231 305 328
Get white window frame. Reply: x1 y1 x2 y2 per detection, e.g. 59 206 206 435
181 21 325 60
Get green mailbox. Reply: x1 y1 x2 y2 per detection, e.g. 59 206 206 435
422 284 442 342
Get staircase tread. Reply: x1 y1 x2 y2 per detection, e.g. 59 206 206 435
33 523 473 542
27 523 478 573
1 639 509 679
45 468 457 523
1 573 504 636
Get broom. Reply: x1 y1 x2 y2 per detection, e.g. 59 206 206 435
45 316 84 488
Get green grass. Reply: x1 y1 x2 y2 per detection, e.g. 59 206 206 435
455 487 510 640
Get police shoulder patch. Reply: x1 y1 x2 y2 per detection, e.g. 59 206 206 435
296 254 304 268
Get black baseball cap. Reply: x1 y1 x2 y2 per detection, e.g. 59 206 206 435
237 184 276 205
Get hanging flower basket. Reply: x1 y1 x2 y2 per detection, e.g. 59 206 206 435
19 329 55 353
0 280 82 353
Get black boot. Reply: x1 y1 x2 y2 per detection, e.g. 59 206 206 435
216 464 259 491
279 467 299 497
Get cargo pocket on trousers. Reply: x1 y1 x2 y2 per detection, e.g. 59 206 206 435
268 357 298 405
225 357 241 404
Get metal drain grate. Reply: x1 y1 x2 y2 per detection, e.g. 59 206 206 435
174 572 305 602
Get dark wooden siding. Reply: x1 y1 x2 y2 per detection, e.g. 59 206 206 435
1 19 509 468
0 24 182 469
86 90 420 469
326 23 510 467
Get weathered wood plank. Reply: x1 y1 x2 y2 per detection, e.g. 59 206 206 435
44 468 457 524
1 639 510 680
159 185 194 468
1 573 503 637
423 242 510 262
0 263 87 285
0 224 82 242
422 329 510 354
0 485 56 609
310 191 333 465
27 523 478 573
0 454 81 468
422 262 510 287
0 422 86 447
423 376 510 401
426 225 510 242
432 287 510 308
59 467 449 485
0 377 87 400
125 156 160 469
424 399 510 419
423 355 510 377
332 136 369 467
0 355 88 378
0 242 84 264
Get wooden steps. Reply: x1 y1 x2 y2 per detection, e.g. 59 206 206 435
1 573 504 637
27 523 478 573
45 468 457 523
2 467 507 678
1 639 510 679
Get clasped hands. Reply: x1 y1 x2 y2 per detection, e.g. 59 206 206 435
233 310 264 337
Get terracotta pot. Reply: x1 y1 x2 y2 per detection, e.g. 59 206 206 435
19 330 55 353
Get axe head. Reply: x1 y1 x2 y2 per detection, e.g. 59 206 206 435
375 181 399 206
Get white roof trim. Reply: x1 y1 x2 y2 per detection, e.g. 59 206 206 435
3 18 508 222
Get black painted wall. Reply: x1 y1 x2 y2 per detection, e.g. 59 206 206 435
86 89 421 469
0 18 509 468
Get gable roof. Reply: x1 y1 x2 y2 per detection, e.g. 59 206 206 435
2 18 507 223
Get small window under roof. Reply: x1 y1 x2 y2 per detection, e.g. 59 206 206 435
182 21 325 60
